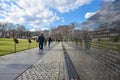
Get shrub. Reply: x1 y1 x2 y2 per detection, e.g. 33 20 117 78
36 39 38 43
13 38 19 44
28 39 32 43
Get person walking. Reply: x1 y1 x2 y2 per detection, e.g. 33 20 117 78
48 37 52 47
38 34 45 50
44 37 47 46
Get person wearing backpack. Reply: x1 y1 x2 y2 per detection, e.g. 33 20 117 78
38 34 45 50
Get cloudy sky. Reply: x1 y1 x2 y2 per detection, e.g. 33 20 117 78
0 0 114 31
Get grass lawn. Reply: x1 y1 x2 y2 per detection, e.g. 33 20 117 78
0 38 38 56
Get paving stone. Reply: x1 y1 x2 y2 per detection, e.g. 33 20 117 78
2 41 119 80
14 43 65 80
0 43 58 80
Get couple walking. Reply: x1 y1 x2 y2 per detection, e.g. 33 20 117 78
38 34 52 50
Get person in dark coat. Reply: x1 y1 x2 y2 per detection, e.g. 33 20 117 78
38 34 45 50
48 37 52 47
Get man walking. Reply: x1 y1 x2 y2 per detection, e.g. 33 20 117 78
38 34 45 50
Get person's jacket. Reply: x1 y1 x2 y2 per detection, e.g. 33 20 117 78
38 36 44 43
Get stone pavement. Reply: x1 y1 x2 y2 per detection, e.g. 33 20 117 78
14 43 65 80
0 42 64 80
1 42 119 80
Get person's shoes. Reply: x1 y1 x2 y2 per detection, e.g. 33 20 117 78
39 48 41 51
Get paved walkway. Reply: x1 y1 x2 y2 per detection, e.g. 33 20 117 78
14 43 65 80
0 42 65 80
0 42 120 80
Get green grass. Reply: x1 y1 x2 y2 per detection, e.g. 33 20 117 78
0 38 38 56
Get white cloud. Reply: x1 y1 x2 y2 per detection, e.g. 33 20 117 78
84 0 115 19
85 11 99 19
0 0 59 27
44 0 92 13
0 0 92 29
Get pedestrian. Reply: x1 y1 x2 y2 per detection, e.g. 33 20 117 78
44 38 47 46
38 34 45 50
48 37 52 47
